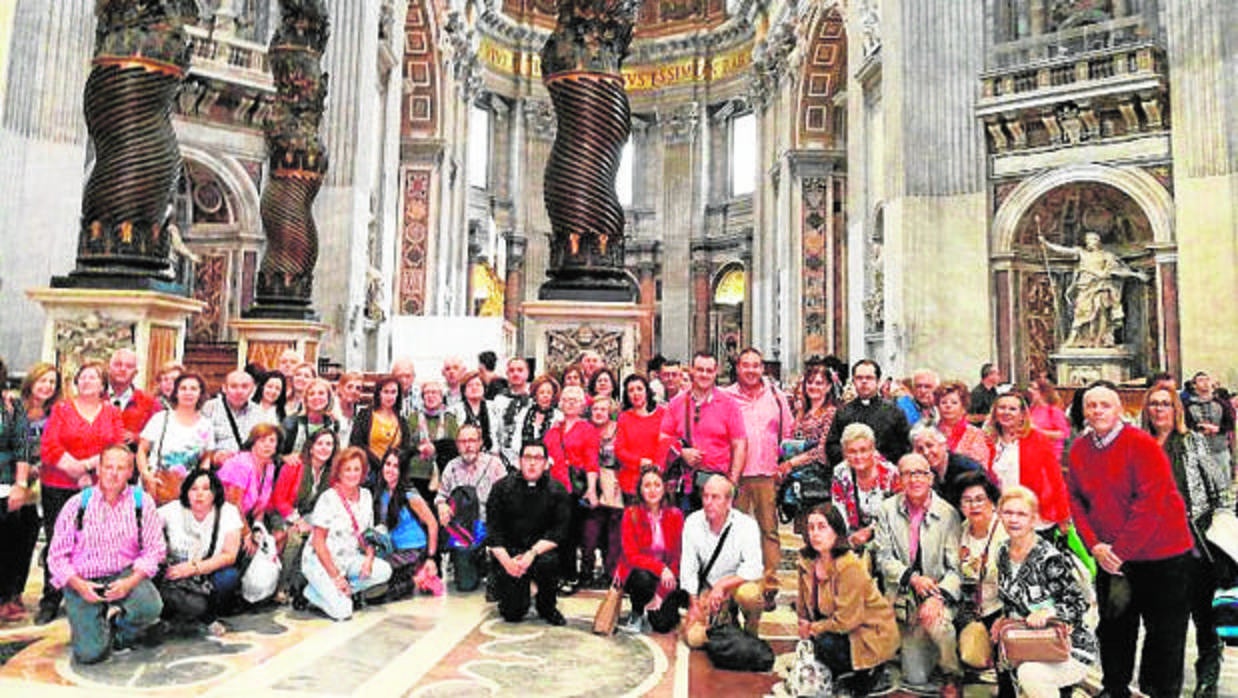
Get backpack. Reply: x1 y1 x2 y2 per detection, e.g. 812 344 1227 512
443 463 491 549
77 486 145 542
777 464 832 523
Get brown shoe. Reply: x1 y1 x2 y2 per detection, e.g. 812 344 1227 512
763 589 778 612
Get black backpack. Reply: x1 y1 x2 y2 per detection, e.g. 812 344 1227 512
777 464 832 523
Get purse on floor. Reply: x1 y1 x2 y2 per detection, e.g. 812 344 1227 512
592 575 623 635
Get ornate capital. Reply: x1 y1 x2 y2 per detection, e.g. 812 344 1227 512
748 14 798 111
524 99 557 141
538 0 639 76
661 102 699 144
860 0 882 59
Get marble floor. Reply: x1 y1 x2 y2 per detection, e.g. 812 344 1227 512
2 534 1236 698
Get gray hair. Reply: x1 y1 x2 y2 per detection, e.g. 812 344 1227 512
840 422 876 448
909 423 947 446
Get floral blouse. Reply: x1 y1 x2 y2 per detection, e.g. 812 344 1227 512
792 405 837 467
831 459 901 532
996 538 1097 666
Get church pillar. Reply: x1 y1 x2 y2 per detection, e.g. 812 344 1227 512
518 99 557 351
503 235 527 327
691 257 711 354
658 102 702 360
1029 0 1046 36
1165 0 1238 384
788 150 847 366
0 1 96 368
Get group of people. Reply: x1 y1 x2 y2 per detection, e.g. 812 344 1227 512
0 347 1234 698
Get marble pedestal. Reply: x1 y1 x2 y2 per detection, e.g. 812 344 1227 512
229 318 330 371
520 301 653 378
26 288 205 392
1051 346 1136 386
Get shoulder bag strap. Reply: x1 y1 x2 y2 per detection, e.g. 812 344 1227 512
684 395 693 447
697 522 733 591
222 396 244 448
154 410 171 470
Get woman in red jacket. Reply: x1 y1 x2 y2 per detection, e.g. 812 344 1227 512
614 374 669 502
616 466 687 634
37 359 124 623
984 392 1070 531
543 385 599 591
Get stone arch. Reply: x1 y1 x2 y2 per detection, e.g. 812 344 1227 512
710 261 746 375
992 163 1173 255
178 146 262 236
797 5 847 148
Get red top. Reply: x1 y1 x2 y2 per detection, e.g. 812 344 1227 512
617 503 684 584
614 406 670 495
115 388 158 443
1067 425 1194 562
544 418 600 491
40 400 125 490
269 458 303 520
660 388 746 475
986 428 1071 526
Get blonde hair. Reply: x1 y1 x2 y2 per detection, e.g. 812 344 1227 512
997 484 1039 515
840 422 876 449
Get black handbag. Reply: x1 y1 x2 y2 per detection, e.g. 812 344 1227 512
705 624 775 672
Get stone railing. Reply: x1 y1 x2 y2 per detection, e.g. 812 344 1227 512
184 24 272 89
987 15 1148 69
979 41 1164 109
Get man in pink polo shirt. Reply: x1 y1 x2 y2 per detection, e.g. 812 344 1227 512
661 352 747 512
724 347 794 611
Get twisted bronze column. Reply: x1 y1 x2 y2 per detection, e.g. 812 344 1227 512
57 0 197 290
538 0 639 302
246 0 330 320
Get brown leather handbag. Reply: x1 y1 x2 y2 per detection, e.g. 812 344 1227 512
592 575 623 635
997 619 1071 665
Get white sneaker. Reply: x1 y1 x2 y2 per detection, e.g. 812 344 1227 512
619 613 645 634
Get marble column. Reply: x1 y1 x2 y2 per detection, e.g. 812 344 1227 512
1164 0 1238 384
691 257 711 354
658 102 702 359
503 235 527 327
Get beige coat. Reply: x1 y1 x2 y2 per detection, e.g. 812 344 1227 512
797 551 900 670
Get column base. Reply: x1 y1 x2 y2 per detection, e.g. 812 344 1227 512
51 272 188 297
521 300 653 377
229 318 330 372
538 269 640 303
26 288 205 393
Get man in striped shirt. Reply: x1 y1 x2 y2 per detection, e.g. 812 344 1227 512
47 445 166 664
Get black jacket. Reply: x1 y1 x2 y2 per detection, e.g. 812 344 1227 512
486 471 572 553
825 397 911 465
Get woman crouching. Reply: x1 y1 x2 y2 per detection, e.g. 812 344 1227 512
301 447 392 619
797 503 898 695
158 470 242 634
992 486 1096 697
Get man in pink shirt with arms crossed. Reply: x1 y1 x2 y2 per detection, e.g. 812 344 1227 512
661 352 747 512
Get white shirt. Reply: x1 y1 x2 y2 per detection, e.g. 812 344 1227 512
679 508 763 596
159 500 243 563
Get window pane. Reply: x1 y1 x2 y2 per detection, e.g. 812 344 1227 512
731 113 755 196
468 105 490 189
616 140 633 207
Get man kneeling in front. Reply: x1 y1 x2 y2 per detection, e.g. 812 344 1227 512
47 445 166 663
487 441 572 625
681 473 764 647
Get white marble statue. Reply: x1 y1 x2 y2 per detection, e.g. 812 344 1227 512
1039 231 1148 348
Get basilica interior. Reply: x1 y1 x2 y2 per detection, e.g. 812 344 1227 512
1 0 1235 384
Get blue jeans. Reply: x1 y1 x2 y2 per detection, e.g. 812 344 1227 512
64 569 163 664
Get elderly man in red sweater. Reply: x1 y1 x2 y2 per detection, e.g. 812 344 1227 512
1067 382 1194 698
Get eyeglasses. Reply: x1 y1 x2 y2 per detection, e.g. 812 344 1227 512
1146 400 1173 408
520 455 547 462
901 470 933 479
959 496 990 507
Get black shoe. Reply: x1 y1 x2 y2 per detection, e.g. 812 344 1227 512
540 609 566 626
763 589 778 612
34 605 58 625
557 580 578 596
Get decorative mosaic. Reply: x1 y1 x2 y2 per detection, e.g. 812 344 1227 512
544 324 626 376
798 7 847 147
402 0 438 137
1021 272 1058 381
399 169 432 315
802 178 830 358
